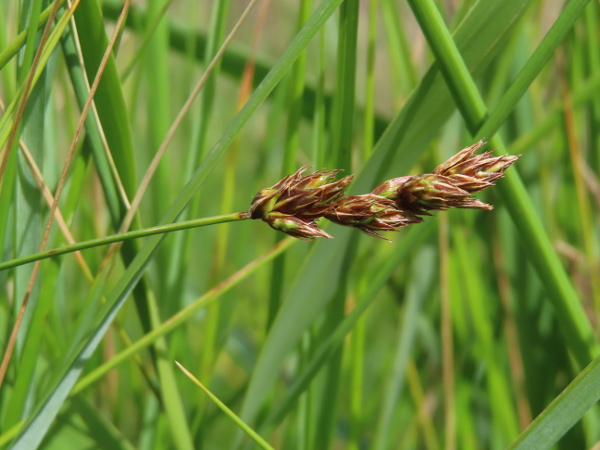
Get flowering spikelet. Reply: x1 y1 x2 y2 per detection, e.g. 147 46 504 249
249 167 354 240
262 212 333 241
326 194 421 240
372 141 519 215
433 140 520 192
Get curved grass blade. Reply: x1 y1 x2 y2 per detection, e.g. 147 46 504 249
508 355 600 449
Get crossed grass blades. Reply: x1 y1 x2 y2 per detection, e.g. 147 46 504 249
249 141 520 241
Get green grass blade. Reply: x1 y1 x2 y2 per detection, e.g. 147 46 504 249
71 238 294 396
59 27 124 224
373 246 437 450
0 1 64 71
72 0 137 197
3 0 46 431
508 355 600 449
313 1 359 446
148 291 195 450
67 396 137 450
164 0 231 312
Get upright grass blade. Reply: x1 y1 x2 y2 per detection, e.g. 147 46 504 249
452 225 519 441
71 0 160 340
67 396 137 450
0 0 65 72
144 0 173 295
148 290 195 450
267 0 312 333
479 0 593 139
313 1 359 447
373 246 437 450
72 1 137 197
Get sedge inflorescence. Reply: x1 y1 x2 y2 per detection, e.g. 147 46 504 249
248 141 520 241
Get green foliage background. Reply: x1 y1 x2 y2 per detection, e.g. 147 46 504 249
1 0 600 448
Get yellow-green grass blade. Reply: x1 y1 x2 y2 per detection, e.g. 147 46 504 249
148 290 194 450
509 354 600 449
176 362 275 450
70 238 295 396
0 0 65 72
0 2 79 150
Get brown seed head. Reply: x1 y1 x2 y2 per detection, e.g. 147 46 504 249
249 167 354 240
249 166 354 220
326 194 421 240
434 140 520 192
372 141 519 215
395 174 492 212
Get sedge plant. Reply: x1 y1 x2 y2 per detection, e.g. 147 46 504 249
0 141 518 271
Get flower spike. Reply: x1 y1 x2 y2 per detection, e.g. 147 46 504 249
249 167 354 239
248 142 519 241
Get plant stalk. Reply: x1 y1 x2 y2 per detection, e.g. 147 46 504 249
0 212 251 272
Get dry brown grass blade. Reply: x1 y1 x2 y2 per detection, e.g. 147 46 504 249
0 0 126 389
439 215 456 450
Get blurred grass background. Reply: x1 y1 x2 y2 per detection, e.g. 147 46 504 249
1 0 600 448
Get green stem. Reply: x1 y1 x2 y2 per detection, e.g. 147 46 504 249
0 212 251 272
